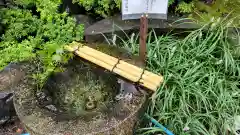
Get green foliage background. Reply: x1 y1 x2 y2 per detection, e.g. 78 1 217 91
72 0 121 17
0 0 84 86
72 0 195 17
72 0 239 26
193 0 240 25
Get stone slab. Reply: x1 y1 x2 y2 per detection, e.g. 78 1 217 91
85 14 200 43
85 14 199 35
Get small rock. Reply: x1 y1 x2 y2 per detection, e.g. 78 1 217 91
36 92 47 100
124 93 133 101
45 105 58 112
115 93 124 101
36 91 53 107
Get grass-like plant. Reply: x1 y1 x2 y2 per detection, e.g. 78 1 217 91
109 16 240 134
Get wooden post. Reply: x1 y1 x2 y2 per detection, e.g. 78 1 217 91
139 14 148 66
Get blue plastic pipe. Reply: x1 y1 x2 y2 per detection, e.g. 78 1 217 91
144 113 174 135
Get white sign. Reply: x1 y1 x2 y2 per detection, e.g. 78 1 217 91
122 0 169 20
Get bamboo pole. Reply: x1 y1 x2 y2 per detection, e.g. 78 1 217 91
82 46 162 80
74 50 157 91
80 46 163 85
65 44 163 91
80 47 160 86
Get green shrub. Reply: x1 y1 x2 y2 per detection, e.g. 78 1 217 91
72 0 195 17
73 0 120 17
0 0 84 87
168 0 175 6
12 0 35 7
176 1 195 13
193 0 240 26
72 0 239 23
0 8 40 68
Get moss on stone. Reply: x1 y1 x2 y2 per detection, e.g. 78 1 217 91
45 60 118 119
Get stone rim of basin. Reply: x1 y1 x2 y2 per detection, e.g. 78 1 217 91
13 60 147 135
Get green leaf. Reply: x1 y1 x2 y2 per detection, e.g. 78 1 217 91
52 54 61 62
